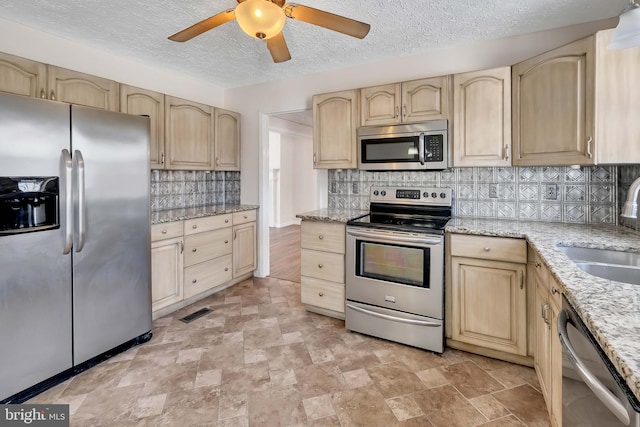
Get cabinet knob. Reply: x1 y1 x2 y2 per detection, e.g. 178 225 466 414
318 235 324 240
483 247 491 252
161 229 167 234
192 248 197 252
552 287 559 295
224 267 229 272
318 292 324 297
244 215 248 219
192 224 197 229
535 261 541 268
318 264 323 268
225 240 229 244
192 279 197 283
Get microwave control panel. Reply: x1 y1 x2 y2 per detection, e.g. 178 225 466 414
425 135 444 162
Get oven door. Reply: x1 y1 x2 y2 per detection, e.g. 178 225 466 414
345 226 443 319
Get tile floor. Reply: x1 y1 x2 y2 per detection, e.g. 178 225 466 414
29 277 550 427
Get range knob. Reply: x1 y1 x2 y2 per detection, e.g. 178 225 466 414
373 190 379 196
423 192 429 198
431 192 437 198
440 192 447 199
381 190 387 196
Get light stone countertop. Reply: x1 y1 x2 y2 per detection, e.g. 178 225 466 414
446 217 640 404
151 204 259 225
296 208 369 223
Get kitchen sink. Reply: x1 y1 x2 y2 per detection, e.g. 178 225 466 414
558 246 640 285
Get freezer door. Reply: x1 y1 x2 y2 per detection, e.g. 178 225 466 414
0 93 73 400
71 106 151 365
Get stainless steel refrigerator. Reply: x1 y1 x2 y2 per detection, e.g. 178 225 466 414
0 92 152 402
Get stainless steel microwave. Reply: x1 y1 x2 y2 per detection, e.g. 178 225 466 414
357 120 448 170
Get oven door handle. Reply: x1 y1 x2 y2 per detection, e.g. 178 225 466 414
557 309 631 425
347 228 442 246
346 303 441 327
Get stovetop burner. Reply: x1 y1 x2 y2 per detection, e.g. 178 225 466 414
347 186 452 235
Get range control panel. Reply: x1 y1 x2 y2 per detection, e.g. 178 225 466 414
370 186 452 207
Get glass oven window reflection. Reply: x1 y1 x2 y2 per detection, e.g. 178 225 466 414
357 240 429 288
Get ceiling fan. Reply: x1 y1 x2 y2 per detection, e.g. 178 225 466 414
168 0 371 63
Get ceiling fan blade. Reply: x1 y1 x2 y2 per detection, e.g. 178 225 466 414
284 4 370 39
266 32 292 63
168 9 236 42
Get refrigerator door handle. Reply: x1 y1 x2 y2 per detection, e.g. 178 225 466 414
73 150 86 253
62 149 73 254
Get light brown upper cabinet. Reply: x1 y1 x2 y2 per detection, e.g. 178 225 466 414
512 29 640 166
120 85 165 169
360 76 451 126
312 89 359 169
165 96 214 170
0 52 46 98
453 67 511 167
214 108 241 171
47 66 119 111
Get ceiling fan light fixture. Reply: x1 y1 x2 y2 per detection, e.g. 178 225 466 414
609 1 640 49
236 0 286 40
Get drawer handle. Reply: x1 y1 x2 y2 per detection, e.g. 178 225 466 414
318 292 324 297
318 235 324 240
225 219 229 223
483 247 491 252
192 279 197 283
552 287 559 295
192 225 197 229
162 229 167 234
192 248 197 252
318 264 323 268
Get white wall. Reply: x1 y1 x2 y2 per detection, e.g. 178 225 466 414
0 17 224 107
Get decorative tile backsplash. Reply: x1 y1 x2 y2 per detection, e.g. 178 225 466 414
619 164 640 231
328 166 618 224
150 170 240 211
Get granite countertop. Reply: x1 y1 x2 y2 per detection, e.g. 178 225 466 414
446 217 640 403
296 208 369 223
151 204 259 225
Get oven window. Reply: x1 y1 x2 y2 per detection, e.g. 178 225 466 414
356 240 430 288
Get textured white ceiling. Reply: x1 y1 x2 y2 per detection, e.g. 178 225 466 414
0 0 628 89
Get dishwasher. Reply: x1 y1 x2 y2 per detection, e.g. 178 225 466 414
558 295 640 426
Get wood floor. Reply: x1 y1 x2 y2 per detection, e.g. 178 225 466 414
269 224 301 283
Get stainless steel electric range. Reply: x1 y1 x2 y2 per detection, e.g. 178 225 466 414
345 186 452 353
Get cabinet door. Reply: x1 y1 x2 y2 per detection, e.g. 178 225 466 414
451 257 527 355
549 299 562 427
165 96 214 170
512 37 595 166
151 236 184 312
312 90 358 169
453 67 511 166
402 76 450 122
120 84 165 169
233 222 256 277
360 83 401 126
534 276 552 411
47 66 119 111
0 52 47 98
214 108 240 171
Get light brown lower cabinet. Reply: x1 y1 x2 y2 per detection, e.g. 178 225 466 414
150 210 257 317
447 234 529 361
300 220 346 318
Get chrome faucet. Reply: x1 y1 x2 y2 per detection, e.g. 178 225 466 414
621 176 640 219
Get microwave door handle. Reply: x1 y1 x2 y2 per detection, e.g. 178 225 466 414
557 309 631 425
419 133 425 165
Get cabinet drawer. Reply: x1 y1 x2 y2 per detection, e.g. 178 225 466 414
233 209 256 225
301 276 345 313
301 249 344 283
184 214 232 235
184 228 232 267
301 221 345 254
151 221 183 242
184 254 232 299
450 234 526 263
